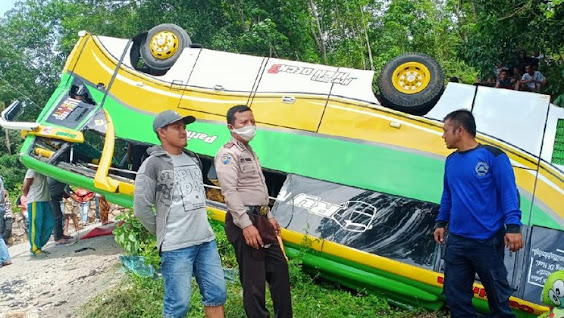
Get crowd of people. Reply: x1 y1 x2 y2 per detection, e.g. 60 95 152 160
451 50 549 93
493 50 548 92
0 172 113 262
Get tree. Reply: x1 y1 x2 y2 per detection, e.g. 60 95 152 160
455 0 564 97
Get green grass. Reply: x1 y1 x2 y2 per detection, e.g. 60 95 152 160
77 222 449 318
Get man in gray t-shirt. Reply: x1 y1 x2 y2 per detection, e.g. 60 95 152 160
134 110 226 318
22 169 55 255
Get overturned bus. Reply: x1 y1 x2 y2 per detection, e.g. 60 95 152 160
1 24 562 317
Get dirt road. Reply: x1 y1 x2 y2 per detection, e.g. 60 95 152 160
0 224 124 318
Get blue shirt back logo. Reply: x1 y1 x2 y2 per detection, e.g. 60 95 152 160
475 161 489 176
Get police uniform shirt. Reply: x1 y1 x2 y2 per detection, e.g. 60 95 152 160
214 136 272 229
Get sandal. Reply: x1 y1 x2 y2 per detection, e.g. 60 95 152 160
56 239 72 245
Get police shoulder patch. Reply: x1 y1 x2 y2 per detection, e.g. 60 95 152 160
221 154 232 165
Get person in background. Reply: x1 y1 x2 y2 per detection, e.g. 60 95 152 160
493 62 504 80
513 50 532 77
75 188 94 226
0 176 5 211
16 195 28 234
0 178 14 245
94 194 101 223
530 50 543 70
0 231 11 267
98 195 111 225
63 188 81 236
495 69 515 90
516 64 547 92
47 178 72 244
1 191 14 245
22 169 54 256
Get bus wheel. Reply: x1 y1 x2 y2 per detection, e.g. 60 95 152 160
139 24 191 71
378 53 444 116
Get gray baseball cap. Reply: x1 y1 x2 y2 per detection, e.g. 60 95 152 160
153 110 195 132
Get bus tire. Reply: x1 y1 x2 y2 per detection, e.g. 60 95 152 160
378 53 444 115
139 24 191 71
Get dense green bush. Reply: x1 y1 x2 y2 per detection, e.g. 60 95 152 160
0 154 25 193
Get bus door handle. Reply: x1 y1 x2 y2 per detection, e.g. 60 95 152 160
282 96 295 104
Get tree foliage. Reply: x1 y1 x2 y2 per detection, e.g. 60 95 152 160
455 0 564 96
0 0 562 189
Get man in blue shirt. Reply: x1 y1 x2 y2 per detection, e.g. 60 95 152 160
434 109 523 317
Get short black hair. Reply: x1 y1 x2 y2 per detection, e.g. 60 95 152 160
449 76 459 83
501 69 508 74
226 105 252 125
444 109 476 137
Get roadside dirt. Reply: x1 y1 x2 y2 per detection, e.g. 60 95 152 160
0 222 124 318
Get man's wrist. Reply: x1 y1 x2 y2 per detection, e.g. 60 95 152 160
506 224 521 233
230 215 251 230
435 220 447 229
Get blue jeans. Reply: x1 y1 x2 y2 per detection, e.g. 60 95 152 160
80 202 89 223
0 236 10 265
161 239 226 318
444 231 515 318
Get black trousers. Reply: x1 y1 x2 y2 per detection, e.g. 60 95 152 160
49 195 64 241
225 213 293 318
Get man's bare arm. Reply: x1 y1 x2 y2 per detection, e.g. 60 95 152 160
22 178 33 197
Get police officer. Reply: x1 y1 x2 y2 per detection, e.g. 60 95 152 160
215 105 292 318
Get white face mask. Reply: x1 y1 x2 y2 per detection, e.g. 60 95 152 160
231 125 256 141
